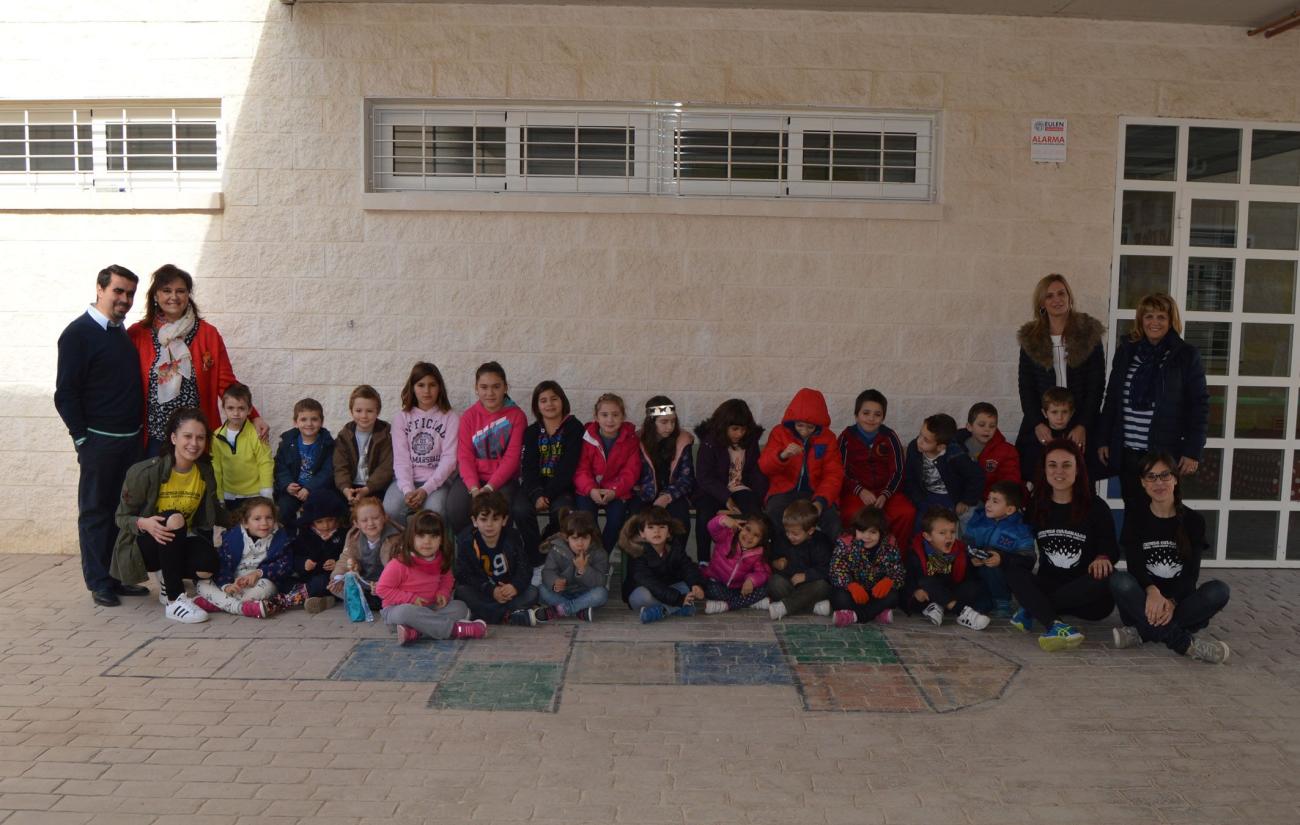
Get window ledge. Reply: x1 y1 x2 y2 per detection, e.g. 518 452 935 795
360 191 942 221
0 191 223 212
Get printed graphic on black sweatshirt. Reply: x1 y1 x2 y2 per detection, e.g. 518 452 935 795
1037 528 1085 570
1142 540 1183 580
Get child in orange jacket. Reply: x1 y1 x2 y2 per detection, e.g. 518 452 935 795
758 388 844 538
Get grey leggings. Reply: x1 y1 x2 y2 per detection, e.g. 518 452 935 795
380 600 470 640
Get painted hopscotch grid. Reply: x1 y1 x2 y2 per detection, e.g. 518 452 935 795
775 624 1021 713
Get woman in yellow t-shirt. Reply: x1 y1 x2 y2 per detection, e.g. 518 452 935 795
114 406 222 624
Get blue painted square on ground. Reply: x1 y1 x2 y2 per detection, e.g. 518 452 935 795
676 641 794 686
331 638 460 682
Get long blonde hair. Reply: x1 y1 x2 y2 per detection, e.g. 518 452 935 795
1129 293 1183 341
1027 273 1077 340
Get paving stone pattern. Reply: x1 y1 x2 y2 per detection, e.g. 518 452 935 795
2 555 1298 824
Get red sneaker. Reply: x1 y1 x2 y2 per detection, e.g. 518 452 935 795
452 619 487 640
833 609 856 628
396 624 420 646
240 600 266 619
192 596 219 613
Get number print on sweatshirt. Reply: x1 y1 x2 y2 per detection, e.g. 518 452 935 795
1037 528 1085 570
1142 540 1183 580
471 417 514 460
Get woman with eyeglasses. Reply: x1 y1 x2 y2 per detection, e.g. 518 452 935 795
1097 293 1209 512
1007 438 1118 652
1109 452 1230 664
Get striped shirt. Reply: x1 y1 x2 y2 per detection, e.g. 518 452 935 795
1121 355 1157 450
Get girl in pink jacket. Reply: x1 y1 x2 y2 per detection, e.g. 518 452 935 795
374 511 485 646
446 362 528 534
574 393 642 551
702 513 773 614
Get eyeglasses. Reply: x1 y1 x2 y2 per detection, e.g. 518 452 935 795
1142 471 1174 483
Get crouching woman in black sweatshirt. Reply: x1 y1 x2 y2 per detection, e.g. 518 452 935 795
1109 451 1230 664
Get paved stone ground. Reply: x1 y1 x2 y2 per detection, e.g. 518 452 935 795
2 554 1298 824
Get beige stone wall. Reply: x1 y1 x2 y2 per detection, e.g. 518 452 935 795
3 1 1297 551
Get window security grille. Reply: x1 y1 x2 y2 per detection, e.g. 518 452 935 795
369 105 935 202
0 105 221 191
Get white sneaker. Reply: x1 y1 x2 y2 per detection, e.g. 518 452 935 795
813 600 832 617
1112 625 1143 649
164 595 209 624
704 600 729 615
749 598 771 610
154 572 169 605
957 605 990 631
768 601 788 621
531 565 543 588
922 602 944 626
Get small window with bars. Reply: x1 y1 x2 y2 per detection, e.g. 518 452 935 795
0 103 221 191
368 103 935 202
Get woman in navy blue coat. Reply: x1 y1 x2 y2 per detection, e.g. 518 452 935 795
1097 293 1209 512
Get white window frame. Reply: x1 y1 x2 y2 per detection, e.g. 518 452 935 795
0 102 222 193
367 101 937 204
1110 115 1300 568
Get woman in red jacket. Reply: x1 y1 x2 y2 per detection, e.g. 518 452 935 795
127 265 266 456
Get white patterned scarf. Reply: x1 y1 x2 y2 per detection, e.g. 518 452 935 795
152 306 197 405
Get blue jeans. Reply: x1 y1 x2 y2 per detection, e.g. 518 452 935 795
574 496 631 551
1110 571 1229 654
628 581 688 610
974 564 1012 612
538 585 609 614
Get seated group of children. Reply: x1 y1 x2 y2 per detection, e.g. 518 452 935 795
200 366 1080 646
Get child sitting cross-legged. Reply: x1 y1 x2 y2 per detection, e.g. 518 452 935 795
766 500 834 620
701 512 773 615
904 506 989 630
959 480 1035 618
289 489 348 613
620 506 705 624
375 510 486 646
830 507 904 628
194 497 291 619
538 509 610 622
327 495 403 612
453 490 546 627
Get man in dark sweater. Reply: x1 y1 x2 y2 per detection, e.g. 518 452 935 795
54 265 149 607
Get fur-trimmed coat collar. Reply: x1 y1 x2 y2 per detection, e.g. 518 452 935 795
1017 313 1105 370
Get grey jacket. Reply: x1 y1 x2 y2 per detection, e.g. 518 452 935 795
540 533 610 592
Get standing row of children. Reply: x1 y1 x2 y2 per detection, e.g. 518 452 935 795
201 359 1085 644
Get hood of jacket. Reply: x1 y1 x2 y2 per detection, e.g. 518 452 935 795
780 388 832 431
583 420 637 448
1017 312 1105 370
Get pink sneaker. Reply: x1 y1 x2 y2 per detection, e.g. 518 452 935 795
240 600 267 619
833 609 856 628
192 596 219 613
452 619 488 640
875 608 894 625
396 624 420 646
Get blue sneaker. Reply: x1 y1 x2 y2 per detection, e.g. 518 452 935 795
672 603 696 618
639 604 667 624
1038 621 1085 652
1009 607 1033 632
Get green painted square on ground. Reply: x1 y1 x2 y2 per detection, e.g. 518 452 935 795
429 661 564 712
777 624 898 665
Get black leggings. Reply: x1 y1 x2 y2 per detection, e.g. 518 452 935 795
1110 571 1229 654
830 587 899 623
1002 555 1114 627
136 514 219 603
905 575 982 614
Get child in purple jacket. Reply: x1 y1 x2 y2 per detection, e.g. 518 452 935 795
702 513 773 614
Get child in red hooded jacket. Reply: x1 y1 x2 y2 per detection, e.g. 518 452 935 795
758 388 844 538
957 402 1022 500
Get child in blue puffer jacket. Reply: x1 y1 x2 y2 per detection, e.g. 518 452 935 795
194 497 293 619
960 480 1035 617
